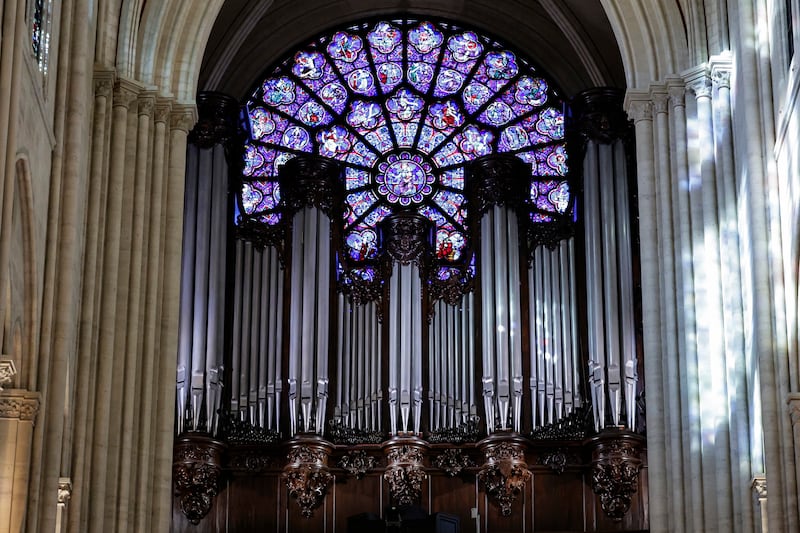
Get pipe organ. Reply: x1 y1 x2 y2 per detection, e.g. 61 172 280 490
172 88 648 531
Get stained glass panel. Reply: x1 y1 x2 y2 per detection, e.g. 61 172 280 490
239 17 570 261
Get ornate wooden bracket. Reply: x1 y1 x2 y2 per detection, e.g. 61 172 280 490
434 448 474 477
383 438 428 506
589 432 644 521
477 435 531 516
337 450 377 479
283 438 334 518
173 435 226 524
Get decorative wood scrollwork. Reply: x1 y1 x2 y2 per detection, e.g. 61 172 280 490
189 91 241 149
383 438 428 506
467 155 529 217
337 450 377 479
589 433 644 521
477 436 531 516
173 436 226 524
538 449 580 475
283 439 334 518
378 212 434 266
279 155 344 219
433 448 474 477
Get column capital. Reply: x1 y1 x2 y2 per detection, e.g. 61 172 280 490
170 104 198 133
666 77 686 108
0 390 41 422
751 475 767 498
650 86 670 114
709 51 733 90
0 358 17 390
154 98 173 124
138 91 157 117
787 393 800 426
58 478 73 505
624 91 653 124
94 68 116 98
113 78 143 109
683 65 712 98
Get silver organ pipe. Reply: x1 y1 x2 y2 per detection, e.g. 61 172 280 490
583 138 638 431
176 140 228 435
479 204 524 433
527 239 581 430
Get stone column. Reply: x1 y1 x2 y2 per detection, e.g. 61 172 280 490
0 387 40 532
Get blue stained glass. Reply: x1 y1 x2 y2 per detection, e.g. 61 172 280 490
479 100 514 126
427 100 464 131
435 228 466 261
345 167 371 190
387 89 424 121
368 21 402 54
432 142 466 167
292 51 326 80
317 125 352 157
407 62 436 93
417 125 447 154
433 191 466 224
462 82 493 114
455 126 494 158
439 168 464 189
408 22 444 55
347 100 384 130
535 108 564 139
345 227 379 260
376 62 403 92
345 191 378 224
241 19 569 239
319 82 349 114
433 68 465 97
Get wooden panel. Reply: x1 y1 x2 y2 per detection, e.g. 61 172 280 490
331 473 384 532
226 475 281 533
531 470 585 532
429 474 477 533
483 484 529 533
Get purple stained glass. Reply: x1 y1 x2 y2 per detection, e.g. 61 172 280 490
368 21 402 54
392 122 418 147
457 126 494 158
535 108 564 139
515 76 548 107
462 82 493 114
319 82 349 114
365 126 394 154
448 32 482 62
241 180 280 214
376 151 434 205
498 124 530 152
407 62 435 93
408 22 444 54
345 167 371 190
480 100 514 126
327 31 363 63
387 89 424 121
439 168 464 189
435 229 466 261
347 100 383 130
346 141 379 167
347 69 376 95
548 180 571 213
434 68 465 96
432 142 466 167
428 100 464 131
417 126 447 154
263 77 295 106
362 204 392 227
243 144 270 176
297 101 331 127
377 62 403 92
317 125 351 157
292 51 326 80
345 228 379 260
281 125 311 151
433 190 466 224
345 191 378 224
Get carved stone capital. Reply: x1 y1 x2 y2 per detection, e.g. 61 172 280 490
588 432 644 521
171 105 198 133
434 448 474 477
94 69 115 98
378 212 433 265
667 84 686 108
651 90 669 114
751 475 767 498
154 100 173 124
283 438 334 518
0 390 40 422
138 92 156 117
173 435 226 524
383 438 429 506
684 65 712 99
58 478 72 505
337 450 377 479
788 393 800 426
0 359 17 390
113 79 141 109
189 91 241 148
710 52 733 90
477 435 531 516
570 87 629 143
626 99 653 123
279 155 343 219
467 155 529 217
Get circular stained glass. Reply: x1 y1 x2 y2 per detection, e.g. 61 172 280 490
376 152 435 206
239 18 570 264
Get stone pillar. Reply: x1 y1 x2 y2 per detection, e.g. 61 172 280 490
0 387 40 532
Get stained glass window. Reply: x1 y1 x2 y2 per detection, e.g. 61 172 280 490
239 18 569 265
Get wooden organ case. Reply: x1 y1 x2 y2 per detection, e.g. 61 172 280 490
171 88 648 532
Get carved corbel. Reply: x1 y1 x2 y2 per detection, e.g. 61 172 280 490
433 448 475 477
337 450 377 479
477 436 531 516
588 433 644 521
173 435 226 524
383 438 428 506
283 439 334 518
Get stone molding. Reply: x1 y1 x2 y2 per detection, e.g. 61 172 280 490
94 68 115 99
0 389 41 422
0 359 17 390
171 105 199 133
787 393 800 426
113 78 142 109
58 478 73 505
751 475 767 498
624 91 653 123
138 92 157 117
